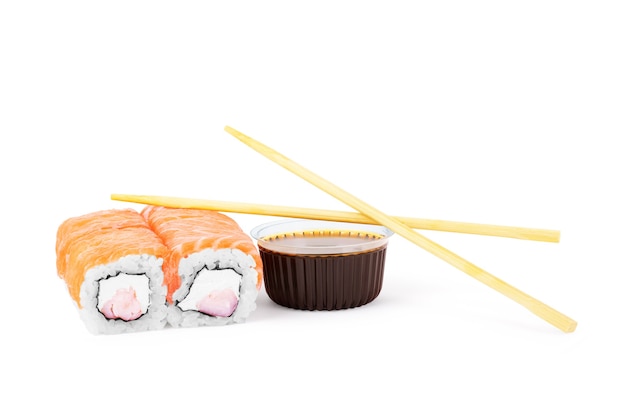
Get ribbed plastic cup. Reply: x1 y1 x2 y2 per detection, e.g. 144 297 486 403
251 219 393 310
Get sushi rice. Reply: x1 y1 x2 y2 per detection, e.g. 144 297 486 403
79 254 168 334
167 248 259 328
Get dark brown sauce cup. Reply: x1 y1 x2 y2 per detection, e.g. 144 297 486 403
251 220 393 310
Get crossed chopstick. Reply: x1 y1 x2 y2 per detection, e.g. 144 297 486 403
112 126 576 332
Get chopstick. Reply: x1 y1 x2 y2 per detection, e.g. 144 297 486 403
223 125 577 333
110 194 560 243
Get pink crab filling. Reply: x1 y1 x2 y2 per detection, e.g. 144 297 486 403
196 289 238 317
101 286 143 321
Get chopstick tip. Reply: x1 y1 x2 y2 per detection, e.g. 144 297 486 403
564 319 578 333
224 125 238 136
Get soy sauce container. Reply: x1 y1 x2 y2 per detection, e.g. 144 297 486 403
250 219 394 310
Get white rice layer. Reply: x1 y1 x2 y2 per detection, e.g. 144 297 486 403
167 248 259 328
79 254 167 335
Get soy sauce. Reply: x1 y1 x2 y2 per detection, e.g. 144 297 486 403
258 230 389 311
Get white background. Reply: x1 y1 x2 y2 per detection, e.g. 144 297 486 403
1 1 624 403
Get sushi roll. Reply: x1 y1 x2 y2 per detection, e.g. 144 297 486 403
141 206 263 328
56 209 169 334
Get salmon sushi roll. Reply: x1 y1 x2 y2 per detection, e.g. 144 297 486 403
56 209 169 334
141 206 262 328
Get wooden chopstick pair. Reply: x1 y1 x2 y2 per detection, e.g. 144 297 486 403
111 126 576 333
